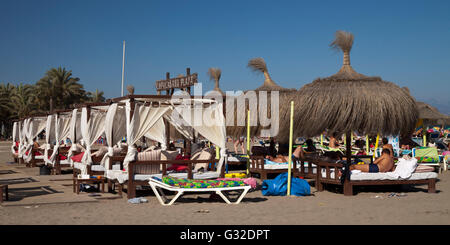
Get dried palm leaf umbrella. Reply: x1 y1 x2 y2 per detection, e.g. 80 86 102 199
416 101 450 126
207 67 225 96
293 30 418 166
225 58 297 141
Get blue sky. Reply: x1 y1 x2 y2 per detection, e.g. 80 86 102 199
1 0 449 114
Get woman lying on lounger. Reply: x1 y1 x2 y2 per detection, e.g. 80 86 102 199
350 148 394 173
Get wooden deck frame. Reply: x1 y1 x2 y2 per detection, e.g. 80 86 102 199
315 160 437 196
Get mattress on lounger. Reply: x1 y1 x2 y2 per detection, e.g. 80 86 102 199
320 170 438 181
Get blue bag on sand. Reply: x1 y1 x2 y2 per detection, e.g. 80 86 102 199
261 172 310 196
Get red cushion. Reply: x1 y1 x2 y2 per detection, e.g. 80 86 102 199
35 151 42 156
59 155 67 160
70 152 84 163
15 142 19 147
167 164 188 171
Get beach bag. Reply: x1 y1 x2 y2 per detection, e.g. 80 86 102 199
261 172 310 196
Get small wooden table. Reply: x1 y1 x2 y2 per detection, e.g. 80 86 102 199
75 177 105 194
0 185 8 203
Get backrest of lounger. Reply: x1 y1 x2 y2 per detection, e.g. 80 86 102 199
135 149 161 174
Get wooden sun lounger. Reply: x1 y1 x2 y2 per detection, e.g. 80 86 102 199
249 155 315 180
315 160 437 196
148 178 251 206
27 147 46 168
0 184 8 203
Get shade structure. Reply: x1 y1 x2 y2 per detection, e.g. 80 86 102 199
291 31 418 138
226 58 297 140
416 101 450 126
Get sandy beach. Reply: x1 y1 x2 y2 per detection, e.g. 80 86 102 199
0 140 448 225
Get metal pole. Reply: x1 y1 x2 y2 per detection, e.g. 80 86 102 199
287 101 294 196
121 40 126 96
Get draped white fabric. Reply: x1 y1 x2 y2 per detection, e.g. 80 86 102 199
67 109 82 163
45 114 71 166
144 117 167 149
11 122 18 154
101 104 127 170
172 101 227 174
23 118 47 163
164 112 194 141
123 101 170 170
18 119 30 158
44 115 55 165
80 108 106 172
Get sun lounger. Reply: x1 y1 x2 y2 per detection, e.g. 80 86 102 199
315 160 438 196
249 155 317 180
148 176 251 206
0 184 8 203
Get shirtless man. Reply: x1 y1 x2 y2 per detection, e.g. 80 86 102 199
350 148 394 173
329 133 340 149
382 138 394 157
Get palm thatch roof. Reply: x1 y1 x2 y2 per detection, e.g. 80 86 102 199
247 57 295 92
287 30 418 140
416 101 450 125
207 67 225 96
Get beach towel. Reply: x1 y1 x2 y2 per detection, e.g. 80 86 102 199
414 165 435 173
386 157 417 179
161 176 246 189
413 147 439 163
216 177 258 189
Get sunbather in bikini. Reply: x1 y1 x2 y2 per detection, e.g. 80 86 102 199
350 148 394 173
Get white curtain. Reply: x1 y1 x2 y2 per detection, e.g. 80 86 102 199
67 109 82 163
44 115 55 165
23 118 47 163
123 100 170 171
11 122 18 154
45 114 71 166
18 119 30 158
80 108 106 171
173 101 227 174
164 112 194 141
144 117 167 149
101 103 127 170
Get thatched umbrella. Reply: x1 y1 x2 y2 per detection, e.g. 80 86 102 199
416 101 450 125
126 85 135 95
207 67 225 96
247 57 293 92
292 30 418 162
225 58 297 141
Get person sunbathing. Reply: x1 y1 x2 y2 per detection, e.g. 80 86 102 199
382 138 394 157
265 144 290 163
350 148 394 173
293 139 316 160
329 133 340 149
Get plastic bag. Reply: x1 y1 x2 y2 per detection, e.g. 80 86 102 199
261 172 310 196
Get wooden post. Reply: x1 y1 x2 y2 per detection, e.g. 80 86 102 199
343 132 352 195
186 68 191 95
166 72 170 95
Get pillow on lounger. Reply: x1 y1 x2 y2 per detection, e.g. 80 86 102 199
92 146 108 157
191 149 213 171
162 176 246 188
71 152 85 163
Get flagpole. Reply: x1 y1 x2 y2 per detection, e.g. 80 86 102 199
121 40 126 96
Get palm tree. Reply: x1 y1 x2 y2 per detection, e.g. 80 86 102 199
36 67 85 111
207 67 224 95
87 89 105 103
10 83 38 119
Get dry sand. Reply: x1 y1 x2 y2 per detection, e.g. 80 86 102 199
0 140 449 225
